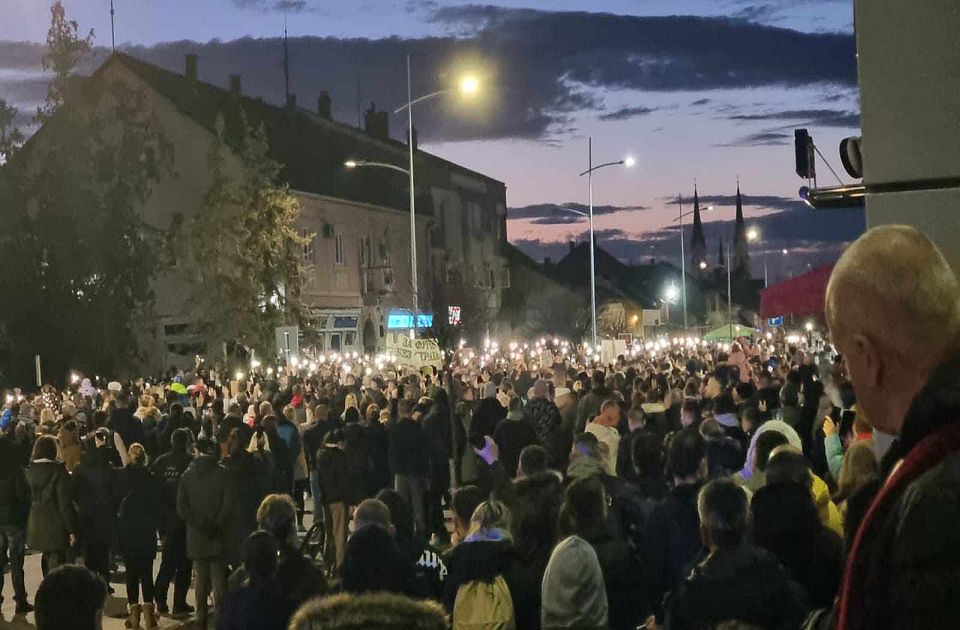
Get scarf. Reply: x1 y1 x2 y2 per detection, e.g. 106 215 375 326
837 420 960 629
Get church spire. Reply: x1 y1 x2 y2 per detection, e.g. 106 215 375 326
690 182 707 273
732 178 749 275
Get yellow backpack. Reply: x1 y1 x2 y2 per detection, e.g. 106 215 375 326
453 575 516 630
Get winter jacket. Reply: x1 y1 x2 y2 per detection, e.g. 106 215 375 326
388 418 429 477
223 451 271 566
541 535 608 630
277 418 306 481
217 580 292 630
341 524 416 596
584 420 620 476
751 481 844 610
825 432 844 480
316 445 350 505
526 398 565 469
586 528 646 630
26 460 77 552
343 422 368 504
363 421 392 496
663 543 806 630
811 472 843 536
108 406 145 453
443 537 536 629
177 454 234 560
838 351 960 630
151 449 192 535
0 438 30 527
576 390 605 435
494 411 540 479
116 466 163 561
72 447 121 546
644 482 705 616
473 397 507 441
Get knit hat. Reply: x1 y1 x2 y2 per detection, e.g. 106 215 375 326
541 535 608 629
107 381 122 393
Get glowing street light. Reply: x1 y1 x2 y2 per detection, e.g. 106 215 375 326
460 76 480 94
747 228 759 241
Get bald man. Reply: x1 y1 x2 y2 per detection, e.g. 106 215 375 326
828 225 960 630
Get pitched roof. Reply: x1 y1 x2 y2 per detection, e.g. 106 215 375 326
102 52 504 215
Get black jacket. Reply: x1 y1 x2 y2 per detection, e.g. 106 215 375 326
343 422 367 504
493 414 540 479
72 447 121 546
363 421 392 496
223 451 271 565
341 525 416 596
664 543 807 630
116 466 163 561
526 398 565 468
473 398 506 441
109 407 145 452
586 528 647 630
217 580 292 630
315 445 350 505
388 418 429 477
151 448 192 535
0 438 30 527
644 482 705 615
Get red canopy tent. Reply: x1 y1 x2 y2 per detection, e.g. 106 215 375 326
760 264 835 320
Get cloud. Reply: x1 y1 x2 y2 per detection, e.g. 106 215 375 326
233 0 312 11
0 4 858 143
598 106 656 121
726 107 860 128
718 131 792 146
508 202 647 220
511 203 865 273
690 98 711 106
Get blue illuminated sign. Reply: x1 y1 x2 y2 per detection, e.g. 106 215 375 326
768 316 784 327
386 310 433 330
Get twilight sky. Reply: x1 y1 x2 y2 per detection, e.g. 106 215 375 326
0 0 864 280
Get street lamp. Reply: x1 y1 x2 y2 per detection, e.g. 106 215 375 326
346 55 480 340
579 137 635 347
672 200 714 330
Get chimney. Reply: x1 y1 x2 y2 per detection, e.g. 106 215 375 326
185 54 198 81
317 91 331 119
229 74 241 96
406 125 418 151
364 102 390 140
286 93 297 110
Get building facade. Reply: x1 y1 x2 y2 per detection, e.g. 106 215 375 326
27 52 509 371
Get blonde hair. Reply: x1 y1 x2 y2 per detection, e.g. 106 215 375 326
128 443 148 467
39 407 55 425
466 500 512 541
834 441 878 502
283 405 296 421
139 394 156 409
344 393 358 411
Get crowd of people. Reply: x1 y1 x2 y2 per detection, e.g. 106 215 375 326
2 224 960 630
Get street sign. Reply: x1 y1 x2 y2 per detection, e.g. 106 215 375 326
768 316 784 327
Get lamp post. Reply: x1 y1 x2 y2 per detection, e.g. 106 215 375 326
672 201 714 330
346 55 479 338
578 138 635 347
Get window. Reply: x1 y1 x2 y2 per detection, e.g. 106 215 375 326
501 266 511 289
487 265 496 289
302 229 315 263
335 233 344 265
360 235 372 267
330 333 342 352
362 270 372 294
345 332 356 347
383 260 394 289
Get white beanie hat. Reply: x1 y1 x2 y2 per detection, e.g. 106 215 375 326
541 535 608 628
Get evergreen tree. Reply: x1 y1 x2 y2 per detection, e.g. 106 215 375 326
0 98 23 163
173 114 310 357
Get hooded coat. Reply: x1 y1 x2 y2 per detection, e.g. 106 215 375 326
116 465 163 561
443 537 536 628
176 454 234 560
26 460 77 552
541 535 608 629
494 410 540 479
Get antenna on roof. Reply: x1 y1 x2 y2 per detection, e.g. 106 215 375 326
110 0 116 52
283 1 291 100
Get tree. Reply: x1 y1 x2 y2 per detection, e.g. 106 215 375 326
422 267 490 353
0 99 23 163
525 285 590 341
172 114 311 358
0 5 170 386
36 1 94 123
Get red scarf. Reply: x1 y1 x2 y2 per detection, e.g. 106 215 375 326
837 421 960 629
